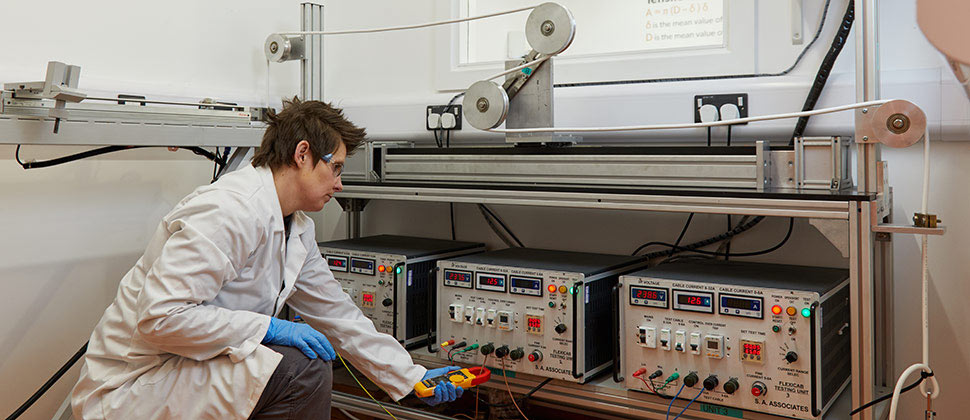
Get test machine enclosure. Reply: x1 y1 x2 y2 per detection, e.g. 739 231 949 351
620 261 850 419
319 235 485 347
437 247 647 383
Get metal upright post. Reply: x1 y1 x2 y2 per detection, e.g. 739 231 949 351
301 3 324 101
855 0 880 195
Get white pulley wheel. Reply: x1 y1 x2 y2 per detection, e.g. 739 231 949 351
462 81 509 130
869 99 927 148
525 3 576 55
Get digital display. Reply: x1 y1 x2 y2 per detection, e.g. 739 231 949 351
512 277 540 290
481 275 504 286
719 294 763 319
326 256 348 272
630 286 668 308
445 270 471 283
527 317 541 329
708 341 719 350
722 296 757 310
476 272 507 292
362 293 374 303
677 295 711 307
349 257 375 275
743 343 762 356
672 290 714 313
443 269 473 289
510 276 543 296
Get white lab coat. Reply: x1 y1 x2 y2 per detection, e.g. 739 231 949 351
71 164 426 420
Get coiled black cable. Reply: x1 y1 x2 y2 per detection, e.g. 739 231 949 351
791 0 855 144
15 145 226 170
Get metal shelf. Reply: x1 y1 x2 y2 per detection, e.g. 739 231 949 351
336 183 869 219
0 116 264 147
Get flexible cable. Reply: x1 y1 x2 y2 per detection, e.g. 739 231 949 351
887 128 940 420
486 99 889 133
14 145 225 170
640 217 794 259
5 342 88 420
553 0 833 89
337 353 399 420
850 371 932 415
484 56 551 81
791 0 855 144
632 215 765 257
278 6 537 36
664 383 686 420
478 204 524 247
499 358 531 420
474 355 488 420
670 388 705 420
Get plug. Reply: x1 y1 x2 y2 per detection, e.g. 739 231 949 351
427 113 441 130
440 112 457 129
632 368 648 377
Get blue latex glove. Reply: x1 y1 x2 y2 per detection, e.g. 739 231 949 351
262 317 336 361
418 366 465 406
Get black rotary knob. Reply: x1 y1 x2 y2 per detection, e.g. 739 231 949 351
510 348 525 360
495 345 510 358
683 372 699 387
555 323 568 334
703 375 719 391
723 378 740 394
785 351 798 363
382 298 393 307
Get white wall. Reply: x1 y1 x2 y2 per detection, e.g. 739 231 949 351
1 1 967 420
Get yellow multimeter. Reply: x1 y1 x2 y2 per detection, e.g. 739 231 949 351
414 367 491 398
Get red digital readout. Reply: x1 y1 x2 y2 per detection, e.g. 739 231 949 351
685 296 705 305
527 317 542 329
328 258 345 267
446 271 470 282
482 276 502 286
743 343 762 356
635 290 660 300
362 293 374 303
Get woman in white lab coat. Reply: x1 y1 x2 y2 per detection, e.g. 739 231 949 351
71 98 462 419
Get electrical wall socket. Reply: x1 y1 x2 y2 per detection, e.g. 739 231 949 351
693 93 748 124
426 105 462 130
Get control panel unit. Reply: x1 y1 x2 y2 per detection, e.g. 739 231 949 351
621 261 850 420
437 248 646 383
319 235 484 347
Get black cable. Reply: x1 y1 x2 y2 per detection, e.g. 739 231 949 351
706 127 711 147
6 342 88 420
450 203 456 240
644 217 794 259
726 125 732 147
478 204 524 247
475 378 552 408
14 145 225 170
553 0 833 89
791 0 855 144
850 370 933 416
633 216 767 258
634 213 695 256
478 205 518 248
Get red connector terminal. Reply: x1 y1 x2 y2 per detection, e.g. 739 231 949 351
440 339 455 348
632 368 648 377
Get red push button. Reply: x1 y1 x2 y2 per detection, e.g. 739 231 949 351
751 381 767 397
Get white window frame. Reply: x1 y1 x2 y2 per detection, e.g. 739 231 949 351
433 0 756 92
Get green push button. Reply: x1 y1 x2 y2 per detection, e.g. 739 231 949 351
772 325 780 333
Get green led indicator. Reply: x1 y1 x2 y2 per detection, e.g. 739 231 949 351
801 308 812 318
569 287 576 295
772 325 780 333
395 267 403 274
548 302 556 308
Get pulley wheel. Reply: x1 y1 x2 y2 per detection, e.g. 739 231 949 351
869 99 927 148
462 80 509 130
525 3 576 55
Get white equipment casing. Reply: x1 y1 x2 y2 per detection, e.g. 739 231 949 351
620 261 851 420
318 235 484 347
437 248 646 383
